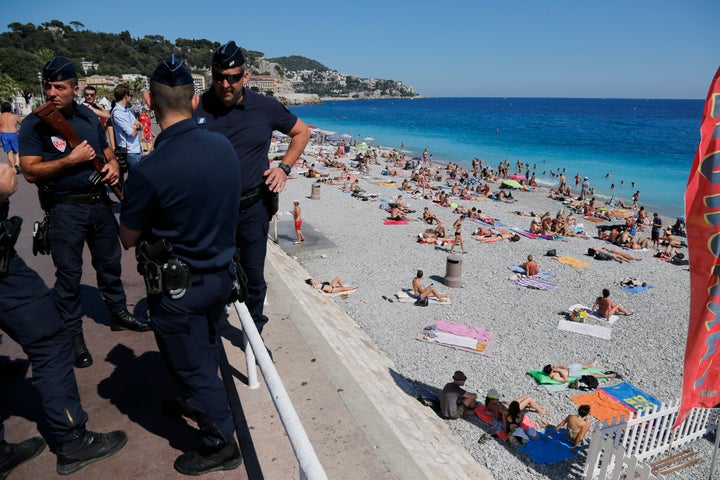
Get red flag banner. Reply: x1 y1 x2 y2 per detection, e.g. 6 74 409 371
677 66 720 428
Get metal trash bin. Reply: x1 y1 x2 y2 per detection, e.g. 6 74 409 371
311 183 321 200
444 254 462 288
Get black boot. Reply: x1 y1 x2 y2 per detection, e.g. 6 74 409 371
0 437 46 479
71 333 93 368
111 309 151 332
174 441 242 476
56 430 127 475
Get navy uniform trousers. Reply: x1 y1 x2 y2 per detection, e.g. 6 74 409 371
148 268 235 448
236 200 270 332
48 201 126 335
0 254 88 445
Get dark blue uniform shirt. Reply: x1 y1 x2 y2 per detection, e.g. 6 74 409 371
19 102 108 196
193 88 297 193
120 118 241 272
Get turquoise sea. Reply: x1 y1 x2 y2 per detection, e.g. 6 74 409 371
292 98 703 218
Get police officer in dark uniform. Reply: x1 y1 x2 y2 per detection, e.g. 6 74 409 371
193 41 310 333
119 56 242 475
0 163 127 478
19 56 150 370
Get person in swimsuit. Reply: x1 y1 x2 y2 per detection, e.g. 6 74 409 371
543 360 617 382
412 270 450 301
484 388 548 421
448 215 467 254
547 404 592 451
592 288 632 321
504 400 538 445
306 277 358 294
522 255 539 277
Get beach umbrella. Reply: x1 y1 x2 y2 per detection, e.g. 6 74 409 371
340 133 354 139
363 136 375 144
328 136 341 142
502 179 522 189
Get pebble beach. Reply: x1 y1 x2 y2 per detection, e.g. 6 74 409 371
275 145 710 479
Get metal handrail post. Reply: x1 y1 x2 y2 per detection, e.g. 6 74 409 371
232 301 328 480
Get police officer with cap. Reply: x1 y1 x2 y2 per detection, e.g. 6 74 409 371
19 56 150 370
0 163 127 478
193 41 310 333
119 55 242 475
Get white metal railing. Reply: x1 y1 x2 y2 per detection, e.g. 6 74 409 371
584 400 719 479
231 301 328 480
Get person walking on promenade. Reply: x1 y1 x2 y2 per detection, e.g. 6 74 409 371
119 55 242 475
19 56 150 369
193 41 310 333
0 163 127 478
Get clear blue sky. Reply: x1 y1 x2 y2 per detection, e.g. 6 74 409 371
4 0 718 99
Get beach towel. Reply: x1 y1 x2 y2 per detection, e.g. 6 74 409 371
557 320 611 340
384 219 408 225
395 290 451 305
571 391 633 423
509 263 556 280
620 284 653 294
566 304 618 324
552 256 591 268
539 234 569 241
510 227 540 239
599 382 661 412
513 277 557 291
416 319 496 356
518 429 578 464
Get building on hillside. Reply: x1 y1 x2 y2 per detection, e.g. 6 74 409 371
247 75 293 95
82 74 120 91
80 60 99 74
192 74 206 95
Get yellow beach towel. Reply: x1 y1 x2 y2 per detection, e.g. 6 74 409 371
552 256 591 268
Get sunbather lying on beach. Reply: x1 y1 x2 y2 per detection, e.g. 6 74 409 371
546 404 592 452
306 277 359 294
412 270 450 301
592 288 632 320
484 388 549 420
588 247 639 263
542 360 618 382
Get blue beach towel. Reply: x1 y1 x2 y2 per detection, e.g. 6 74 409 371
600 381 661 412
518 429 578 464
620 284 653 294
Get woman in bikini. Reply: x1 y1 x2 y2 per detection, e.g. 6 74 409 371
504 401 538 445
448 215 467 254
306 277 358 294
547 405 592 451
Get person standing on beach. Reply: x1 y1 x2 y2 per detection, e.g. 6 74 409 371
193 41 310 334
0 102 21 171
651 213 662 250
449 215 467 254
293 200 305 244
580 176 590 200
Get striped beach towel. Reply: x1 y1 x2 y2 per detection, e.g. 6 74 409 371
513 277 557 291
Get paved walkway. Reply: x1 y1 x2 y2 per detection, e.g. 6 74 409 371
1 175 493 479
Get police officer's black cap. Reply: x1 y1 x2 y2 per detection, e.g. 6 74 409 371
42 56 77 82
212 41 245 69
151 55 193 87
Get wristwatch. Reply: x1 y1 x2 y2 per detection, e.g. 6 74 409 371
278 163 292 176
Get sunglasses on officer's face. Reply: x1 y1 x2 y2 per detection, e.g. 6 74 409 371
212 71 244 84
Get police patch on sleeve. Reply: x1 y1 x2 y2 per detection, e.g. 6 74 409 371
196 117 207 126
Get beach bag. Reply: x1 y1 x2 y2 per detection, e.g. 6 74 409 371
414 297 429 307
579 375 599 391
545 249 557 257
569 308 587 323
510 234 521 242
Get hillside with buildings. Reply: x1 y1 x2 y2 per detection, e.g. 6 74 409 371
0 20 417 112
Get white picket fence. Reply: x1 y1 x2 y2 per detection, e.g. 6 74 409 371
584 400 719 479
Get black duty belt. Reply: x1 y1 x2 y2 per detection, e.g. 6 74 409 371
54 190 109 205
239 186 265 210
